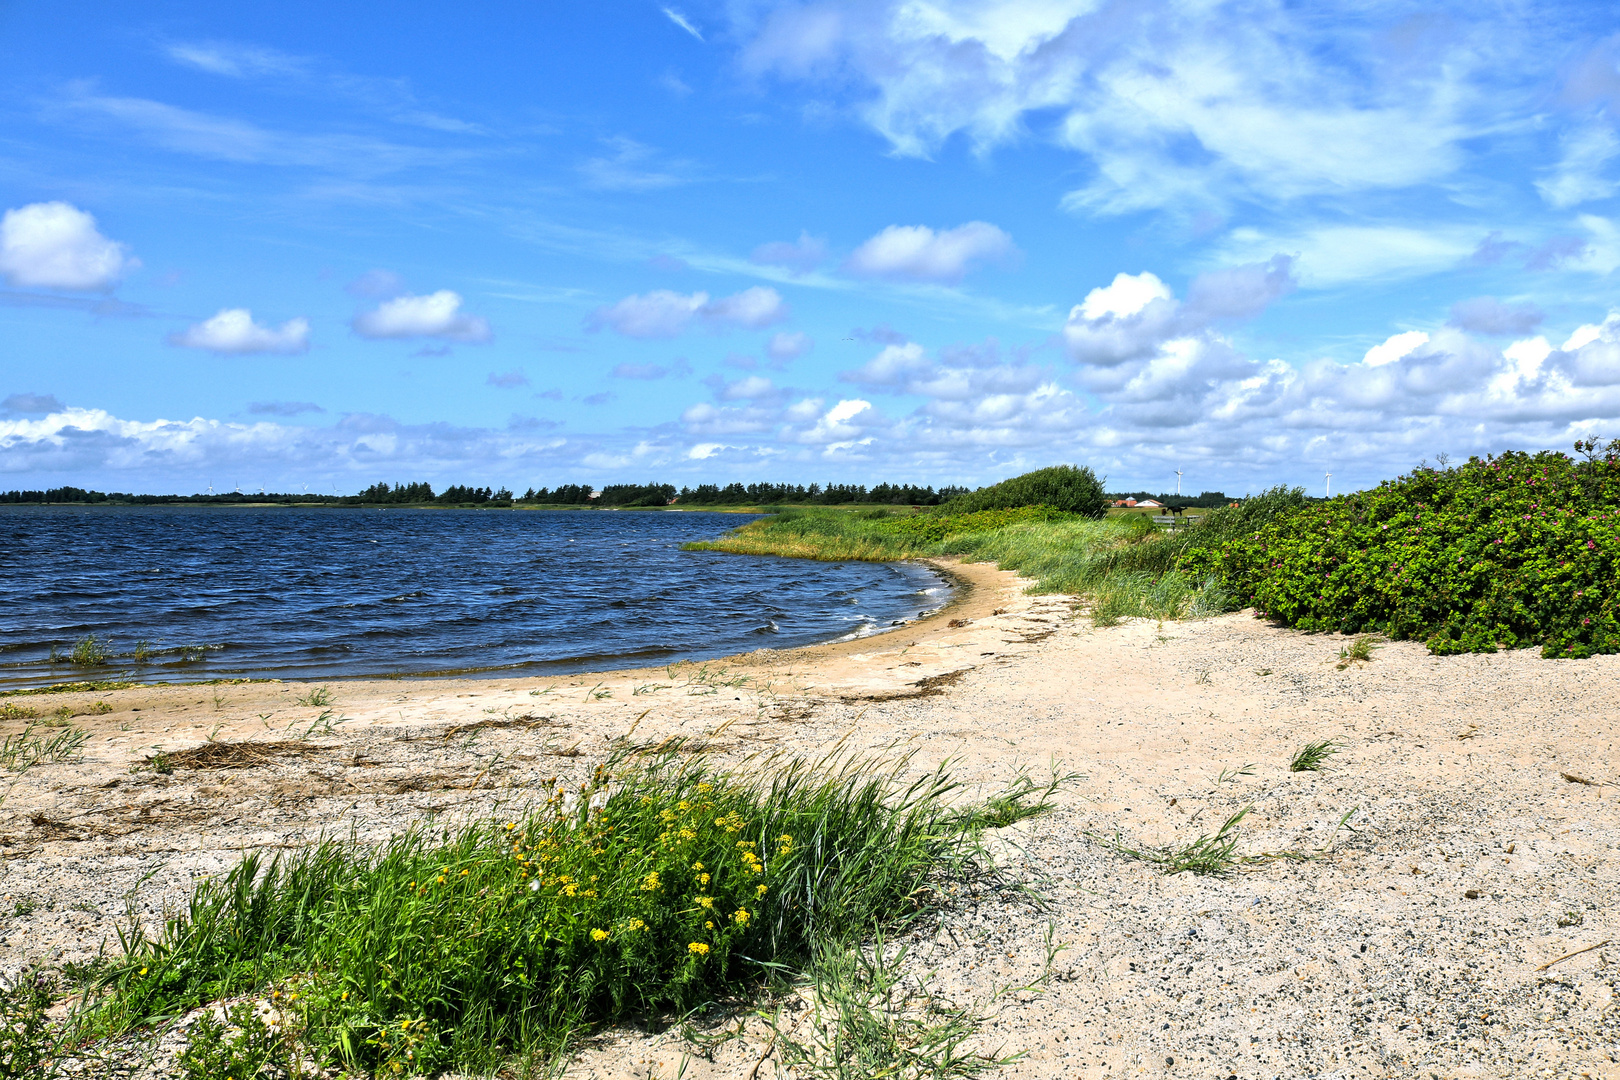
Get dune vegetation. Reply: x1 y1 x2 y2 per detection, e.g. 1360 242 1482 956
694 446 1620 657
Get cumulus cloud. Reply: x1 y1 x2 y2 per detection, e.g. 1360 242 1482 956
2 393 64 415
353 290 492 343
246 401 324 416
843 222 1015 284
0 202 138 291
766 330 812 361
1448 297 1544 336
586 287 788 338
487 369 530 389
1362 331 1431 367
751 232 828 275
168 308 311 354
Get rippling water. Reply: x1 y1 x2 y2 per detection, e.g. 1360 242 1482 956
0 507 948 689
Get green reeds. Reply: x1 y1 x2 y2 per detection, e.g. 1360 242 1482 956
1289 740 1341 773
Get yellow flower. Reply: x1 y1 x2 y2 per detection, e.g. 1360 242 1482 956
678 800 691 811
627 918 647 931
591 928 609 941
697 782 713 793
756 884 768 897
688 942 710 955
734 909 750 925
640 871 661 892
341 991 349 1001
699 873 710 886
678 828 697 839
437 876 446 885
706 920 714 929
695 896 714 909
692 861 704 871
561 883 579 897
139 967 148 976
460 869 470 876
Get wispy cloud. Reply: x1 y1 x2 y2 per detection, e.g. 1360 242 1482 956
661 7 703 41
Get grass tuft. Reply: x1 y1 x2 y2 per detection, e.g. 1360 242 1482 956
1336 635 1382 669
1289 740 1340 773
80 747 1003 1075
293 686 333 707
0 725 90 772
1109 808 1252 876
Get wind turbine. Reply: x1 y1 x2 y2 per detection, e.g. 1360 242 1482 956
1175 469 1183 496
1325 471 1333 498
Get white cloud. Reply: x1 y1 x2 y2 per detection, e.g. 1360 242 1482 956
587 287 787 338
0 202 137 291
1079 271 1172 320
737 1 1496 215
662 7 704 40
165 41 307 78
1362 330 1431 368
168 309 310 355
1536 122 1620 208
352 291 492 343
766 330 812 361
1212 224 1480 287
702 286 789 329
844 222 1015 283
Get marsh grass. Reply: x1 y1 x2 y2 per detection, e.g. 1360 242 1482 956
80 748 1037 1076
1289 740 1341 773
70 635 111 666
293 686 333 708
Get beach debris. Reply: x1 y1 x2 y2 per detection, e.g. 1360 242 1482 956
1534 940 1610 972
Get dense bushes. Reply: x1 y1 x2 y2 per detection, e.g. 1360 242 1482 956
942 465 1107 518
1181 447 1620 658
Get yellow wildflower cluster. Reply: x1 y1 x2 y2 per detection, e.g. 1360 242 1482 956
688 942 710 955
591 928 609 941
640 871 661 892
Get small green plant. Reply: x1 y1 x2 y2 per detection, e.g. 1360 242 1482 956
70 634 110 666
148 751 174 775
1336 635 1381 669
633 683 672 696
47 706 73 726
0 970 60 1077
0 726 90 771
131 640 157 663
0 704 37 722
212 690 227 711
1290 740 1340 773
1557 910 1584 928
12 899 36 917
771 940 1020 1080
1110 808 1252 876
301 710 346 738
1215 763 1255 785
178 1002 302 1080
953 767 1075 831
294 687 332 708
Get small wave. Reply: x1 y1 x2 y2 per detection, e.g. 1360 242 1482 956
384 591 427 603
750 620 780 635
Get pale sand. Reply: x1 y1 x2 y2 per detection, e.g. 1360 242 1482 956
5 557 1619 1078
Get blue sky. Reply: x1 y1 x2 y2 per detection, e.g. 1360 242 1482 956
3 0 1620 495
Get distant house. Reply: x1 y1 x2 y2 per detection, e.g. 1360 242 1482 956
1112 498 1137 507
1136 498 1164 508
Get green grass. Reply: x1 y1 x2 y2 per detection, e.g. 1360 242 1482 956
1336 635 1381 668
1289 740 1340 773
1109 808 1252 876
688 508 1230 625
79 749 1043 1076
0 725 90 771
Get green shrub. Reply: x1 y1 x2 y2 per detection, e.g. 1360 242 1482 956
941 465 1107 518
1181 448 1620 657
874 505 1071 544
90 750 993 1075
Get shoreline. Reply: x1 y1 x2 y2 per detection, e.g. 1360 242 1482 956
0 556 983 698
4 562 1618 1077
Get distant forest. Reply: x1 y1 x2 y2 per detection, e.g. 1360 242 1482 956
0 482 1235 508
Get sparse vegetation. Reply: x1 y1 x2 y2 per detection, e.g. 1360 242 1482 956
1336 634 1382 669
1111 808 1252 876
1289 740 1341 773
293 686 332 707
0 725 90 771
69 634 111 666
0 970 61 1077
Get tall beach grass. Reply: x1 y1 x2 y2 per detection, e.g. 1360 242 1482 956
78 746 1040 1076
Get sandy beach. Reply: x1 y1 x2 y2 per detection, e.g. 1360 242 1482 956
5 557 1619 1079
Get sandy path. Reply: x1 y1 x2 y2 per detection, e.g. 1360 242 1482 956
4 557 1618 1078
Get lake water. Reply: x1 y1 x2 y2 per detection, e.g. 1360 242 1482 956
0 507 949 689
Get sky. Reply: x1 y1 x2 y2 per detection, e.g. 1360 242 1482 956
3 0 1620 496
